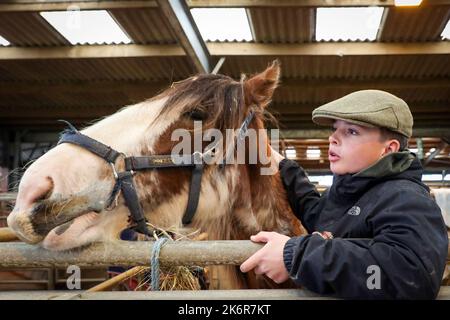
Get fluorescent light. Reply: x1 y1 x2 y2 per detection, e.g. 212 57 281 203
316 7 384 41
429 148 436 153
40 10 131 45
441 20 450 40
394 0 422 6
0 35 10 46
190 8 253 41
409 148 418 153
306 147 321 159
285 148 297 159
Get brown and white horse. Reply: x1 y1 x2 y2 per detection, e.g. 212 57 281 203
7 62 305 289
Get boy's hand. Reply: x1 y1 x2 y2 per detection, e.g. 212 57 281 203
240 231 291 284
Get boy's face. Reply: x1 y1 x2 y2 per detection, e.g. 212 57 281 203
328 120 391 175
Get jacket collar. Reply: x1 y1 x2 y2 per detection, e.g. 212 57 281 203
329 151 425 202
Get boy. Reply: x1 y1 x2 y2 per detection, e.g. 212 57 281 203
240 90 448 299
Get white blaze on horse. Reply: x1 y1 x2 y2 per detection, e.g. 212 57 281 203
7 62 305 289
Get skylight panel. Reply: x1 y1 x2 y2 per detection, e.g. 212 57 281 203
441 19 450 40
40 10 131 45
190 8 253 41
0 35 10 46
316 7 384 41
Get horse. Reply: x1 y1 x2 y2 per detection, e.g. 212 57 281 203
7 61 305 289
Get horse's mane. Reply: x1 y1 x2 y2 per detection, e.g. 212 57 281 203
150 73 278 132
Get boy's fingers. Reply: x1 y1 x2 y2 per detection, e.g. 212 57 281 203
240 250 263 273
250 231 272 243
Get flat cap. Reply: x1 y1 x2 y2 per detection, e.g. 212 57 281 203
312 90 413 138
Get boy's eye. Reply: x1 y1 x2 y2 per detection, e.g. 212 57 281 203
348 128 359 135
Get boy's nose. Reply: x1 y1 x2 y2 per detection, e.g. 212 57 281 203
328 132 339 145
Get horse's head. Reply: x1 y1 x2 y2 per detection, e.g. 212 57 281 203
8 61 300 251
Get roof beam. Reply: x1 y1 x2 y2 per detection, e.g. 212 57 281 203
1 42 449 60
0 44 185 60
1 0 449 12
208 42 450 56
0 1 158 12
187 0 450 7
156 0 211 73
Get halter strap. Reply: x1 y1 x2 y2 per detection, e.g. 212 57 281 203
221 111 255 168
58 128 121 164
124 155 195 171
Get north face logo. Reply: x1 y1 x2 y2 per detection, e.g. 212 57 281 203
347 206 361 216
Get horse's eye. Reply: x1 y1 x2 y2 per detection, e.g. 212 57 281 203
186 110 207 121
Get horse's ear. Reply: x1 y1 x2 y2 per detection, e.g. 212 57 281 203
243 60 280 109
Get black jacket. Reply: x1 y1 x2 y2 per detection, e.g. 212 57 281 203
280 152 448 299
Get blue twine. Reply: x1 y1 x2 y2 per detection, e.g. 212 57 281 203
150 237 169 291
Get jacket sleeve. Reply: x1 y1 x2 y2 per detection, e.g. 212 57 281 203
279 159 323 232
283 188 449 299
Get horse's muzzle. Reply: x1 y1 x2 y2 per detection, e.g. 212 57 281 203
8 195 106 244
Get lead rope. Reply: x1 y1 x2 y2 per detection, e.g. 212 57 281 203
150 236 169 290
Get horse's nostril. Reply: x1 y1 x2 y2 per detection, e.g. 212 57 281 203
32 176 54 203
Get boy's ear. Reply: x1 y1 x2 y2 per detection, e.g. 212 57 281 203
243 60 280 109
385 139 401 154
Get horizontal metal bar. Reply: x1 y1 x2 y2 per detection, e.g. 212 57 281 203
0 287 449 300
0 240 265 268
0 239 448 270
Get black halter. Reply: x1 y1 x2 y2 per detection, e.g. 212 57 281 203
57 111 255 236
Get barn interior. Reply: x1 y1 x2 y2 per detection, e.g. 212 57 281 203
0 0 448 296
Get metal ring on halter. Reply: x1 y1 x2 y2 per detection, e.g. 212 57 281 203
193 151 203 165
109 152 131 179
109 162 119 179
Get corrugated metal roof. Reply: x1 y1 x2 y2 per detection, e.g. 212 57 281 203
221 55 450 80
379 6 450 42
0 12 70 47
109 8 178 44
273 86 449 105
248 7 315 43
0 6 448 47
0 4 448 135
0 57 194 82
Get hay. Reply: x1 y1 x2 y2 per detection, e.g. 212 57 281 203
115 223 208 291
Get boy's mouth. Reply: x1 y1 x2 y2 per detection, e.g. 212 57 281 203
328 150 340 162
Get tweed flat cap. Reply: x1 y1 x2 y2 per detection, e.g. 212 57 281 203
312 90 413 138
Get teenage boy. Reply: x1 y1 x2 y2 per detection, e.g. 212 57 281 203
241 90 448 299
